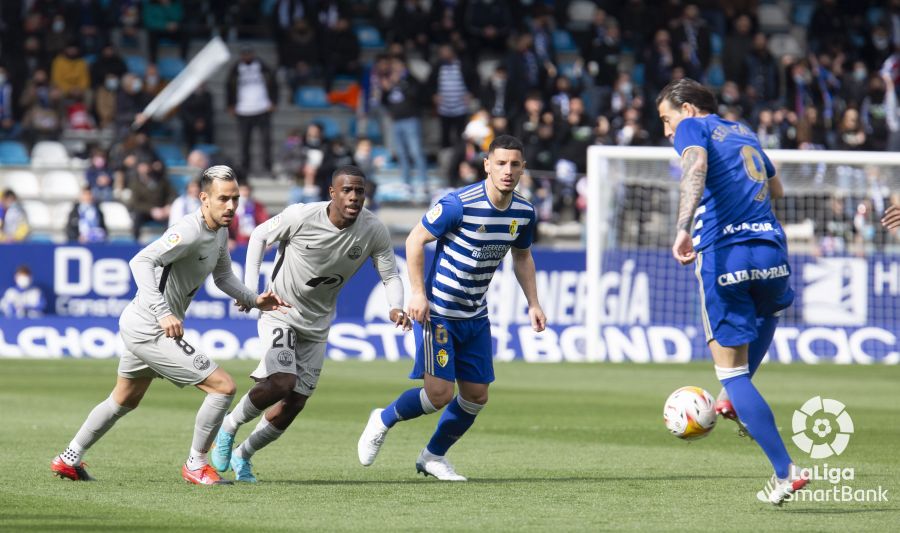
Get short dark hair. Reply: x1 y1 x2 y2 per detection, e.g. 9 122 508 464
199 165 237 192
15 265 31 276
488 134 524 155
656 78 718 114
2 189 16 200
332 165 366 184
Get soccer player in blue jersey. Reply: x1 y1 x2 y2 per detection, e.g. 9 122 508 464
657 78 808 505
357 134 546 481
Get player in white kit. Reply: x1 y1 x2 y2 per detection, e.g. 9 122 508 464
50 166 290 485
210 165 410 482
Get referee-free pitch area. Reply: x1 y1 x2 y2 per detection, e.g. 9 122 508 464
1 359 898 532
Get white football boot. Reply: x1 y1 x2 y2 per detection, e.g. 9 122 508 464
757 466 810 505
357 408 389 466
415 449 467 481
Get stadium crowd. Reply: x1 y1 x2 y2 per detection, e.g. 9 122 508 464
0 0 898 252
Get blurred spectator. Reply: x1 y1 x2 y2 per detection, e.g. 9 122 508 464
76 2 108 56
321 17 361 92
722 14 753 84
808 0 846 54
353 138 385 187
480 65 513 119
0 66 19 139
315 137 356 199
381 55 428 198
66 187 107 243
0 265 45 318
229 183 269 245
227 45 277 174
127 160 175 240
86 148 115 202
143 0 188 63
465 0 512 56
169 179 201 226
671 4 710 81
142 63 167 100
94 73 120 130
861 26 893 71
841 61 869 108
19 68 63 147
743 33 779 105
530 7 558 76
645 28 676 94
21 36 49 80
116 73 150 134
816 195 855 255
272 0 309 71
179 84 214 150
282 18 320 95
861 75 890 151
390 0 430 59
277 123 324 179
756 109 781 149
836 108 868 151
429 44 477 148
66 91 95 130
45 14 73 59
1 190 30 242
506 33 546 116
584 14 622 89
50 44 90 100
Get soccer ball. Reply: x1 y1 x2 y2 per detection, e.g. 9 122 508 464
663 386 717 440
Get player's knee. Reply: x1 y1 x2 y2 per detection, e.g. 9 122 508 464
461 390 488 406
267 373 298 398
426 387 454 410
216 374 237 396
282 393 308 415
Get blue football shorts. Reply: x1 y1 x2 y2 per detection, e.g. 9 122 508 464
410 315 494 384
695 240 795 347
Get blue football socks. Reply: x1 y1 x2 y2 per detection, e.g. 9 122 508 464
381 388 430 428
426 396 483 456
721 373 792 479
748 316 778 377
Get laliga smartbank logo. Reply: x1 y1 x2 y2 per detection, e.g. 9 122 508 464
791 396 853 459
783 396 889 504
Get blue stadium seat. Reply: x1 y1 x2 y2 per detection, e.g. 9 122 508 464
125 54 148 77
355 24 385 49
157 57 185 80
192 143 220 156
553 30 578 53
792 2 815 26
370 146 396 170
0 141 30 165
294 86 329 108
156 143 186 167
312 116 342 139
168 173 192 195
348 117 383 143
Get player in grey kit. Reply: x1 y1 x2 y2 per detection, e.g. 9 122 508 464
51 166 290 485
211 165 411 482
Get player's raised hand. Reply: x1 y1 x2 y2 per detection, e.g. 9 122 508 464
255 290 292 313
529 304 547 333
407 292 430 324
390 308 412 331
672 229 697 265
882 204 900 230
158 314 184 338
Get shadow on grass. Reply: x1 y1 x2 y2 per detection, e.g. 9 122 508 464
264 474 757 486
783 507 899 515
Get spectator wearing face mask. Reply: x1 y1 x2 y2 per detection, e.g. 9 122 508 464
95 74 121 129
90 45 128 89
66 187 107 243
0 265 46 318
85 148 115 202
228 183 269 245
1 189 30 242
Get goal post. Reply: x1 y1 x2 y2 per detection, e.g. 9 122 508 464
585 145 900 364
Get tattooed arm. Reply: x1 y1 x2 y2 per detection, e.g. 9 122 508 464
676 147 708 232
672 146 708 264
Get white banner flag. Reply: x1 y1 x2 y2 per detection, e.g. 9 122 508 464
136 36 231 125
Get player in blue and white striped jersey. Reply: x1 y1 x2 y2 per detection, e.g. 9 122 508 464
358 135 547 480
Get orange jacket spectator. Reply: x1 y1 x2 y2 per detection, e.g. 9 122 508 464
51 45 90 96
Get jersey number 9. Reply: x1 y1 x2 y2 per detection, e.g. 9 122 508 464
740 145 769 202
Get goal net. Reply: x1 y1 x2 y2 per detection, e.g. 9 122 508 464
585 146 900 364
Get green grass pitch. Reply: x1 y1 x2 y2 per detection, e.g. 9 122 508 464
1 359 898 532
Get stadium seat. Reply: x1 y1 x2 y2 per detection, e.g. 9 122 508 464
31 141 70 168
792 1 816 26
0 141 30 165
2 169 40 198
125 54 148 77
41 170 83 200
168 173 191 195
99 201 133 234
21 200 51 231
156 143 187 167
553 30 578 53
312 116 342 140
370 146 396 170
348 118 383 143
407 58 431 82
192 143 221 156
295 86 329 109
758 4 790 33
51 201 73 231
157 56 185 80
567 0 597 31
355 24 385 49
